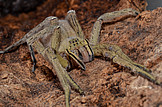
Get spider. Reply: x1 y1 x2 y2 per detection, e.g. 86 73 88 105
0 8 160 107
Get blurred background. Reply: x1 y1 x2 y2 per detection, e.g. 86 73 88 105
0 0 162 17
146 0 162 10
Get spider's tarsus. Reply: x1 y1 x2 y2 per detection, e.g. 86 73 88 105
32 64 36 73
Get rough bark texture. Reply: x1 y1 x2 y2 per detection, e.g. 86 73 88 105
0 0 161 106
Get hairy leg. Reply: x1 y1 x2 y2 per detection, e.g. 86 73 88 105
33 37 84 107
92 43 161 85
0 16 56 54
28 45 37 72
90 8 139 45
65 10 84 39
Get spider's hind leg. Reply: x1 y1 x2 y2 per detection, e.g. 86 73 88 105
90 8 139 45
92 43 161 85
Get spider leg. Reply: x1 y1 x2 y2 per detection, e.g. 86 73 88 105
24 19 57 72
92 43 161 85
33 40 83 107
50 25 84 95
0 37 26 54
32 40 70 106
46 49 71 107
51 26 61 51
25 16 57 39
63 70 84 95
32 23 83 106
46 48 84 107
65 10 84 39
0 16 56 54
29 45 37 73
90 8 139 45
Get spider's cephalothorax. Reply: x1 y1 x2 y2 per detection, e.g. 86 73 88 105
0 9 161 107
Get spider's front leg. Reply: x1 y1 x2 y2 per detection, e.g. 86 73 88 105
0 16 55 54
65 10 84 39
92 43 161 85
32 25 83 107
0 16 57 73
